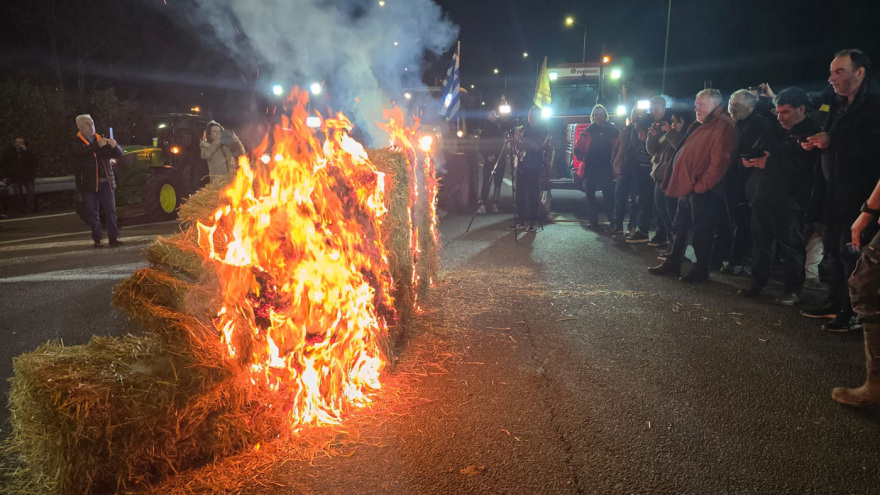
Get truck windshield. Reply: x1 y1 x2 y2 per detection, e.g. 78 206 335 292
553 83 600 117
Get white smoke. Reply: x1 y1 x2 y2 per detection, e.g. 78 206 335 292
160 0 458 143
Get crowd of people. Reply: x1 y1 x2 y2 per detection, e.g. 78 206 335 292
478 48 880 407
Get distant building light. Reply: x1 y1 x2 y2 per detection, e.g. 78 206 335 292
549 72 558 81
309 82 322 95
616 105 627 116
470 84 475 89
493 68 500 74
523 52 529 58
610 68 622 79
498 104 511 115
404 92 412 99
456 130 464 138
271 84 284 96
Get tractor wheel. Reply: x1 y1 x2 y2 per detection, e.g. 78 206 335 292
144 170 181 221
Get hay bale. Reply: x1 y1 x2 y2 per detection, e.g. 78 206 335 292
4 147 440 493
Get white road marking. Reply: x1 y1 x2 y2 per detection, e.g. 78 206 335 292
0 235 157 253
0 262 148 283
0 220 179 246
0 212 76 223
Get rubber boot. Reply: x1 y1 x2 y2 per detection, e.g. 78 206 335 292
832 322 880 406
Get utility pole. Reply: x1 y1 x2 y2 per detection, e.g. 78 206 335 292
661 0 671 94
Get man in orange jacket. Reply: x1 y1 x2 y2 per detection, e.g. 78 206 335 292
68 114 124 248
649 89 738 282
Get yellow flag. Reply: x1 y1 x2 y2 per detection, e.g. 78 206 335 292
533 56 551 108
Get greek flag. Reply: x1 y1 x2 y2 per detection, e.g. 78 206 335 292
439 43 460 122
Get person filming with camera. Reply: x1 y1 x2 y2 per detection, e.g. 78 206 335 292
509 106 549 233
201 121 245 183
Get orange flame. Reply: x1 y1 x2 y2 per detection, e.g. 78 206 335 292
195 89 434 427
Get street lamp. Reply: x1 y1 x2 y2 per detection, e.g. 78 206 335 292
309 82 322 95
564 16 587 64
523 52 529 58
493 68 499 74
610 68 622 79
271 84 284 96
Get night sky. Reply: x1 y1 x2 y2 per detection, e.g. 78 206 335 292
433 0 880 107
1 0 879 123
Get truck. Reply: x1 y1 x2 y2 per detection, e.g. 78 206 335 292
538 60 630 212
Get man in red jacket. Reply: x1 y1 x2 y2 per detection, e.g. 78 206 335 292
649 89 738 282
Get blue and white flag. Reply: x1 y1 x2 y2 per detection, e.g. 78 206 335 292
439 43 460 122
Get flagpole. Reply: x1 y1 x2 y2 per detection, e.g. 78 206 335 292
457 40 463 134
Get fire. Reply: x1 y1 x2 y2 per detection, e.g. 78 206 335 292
195 89 435 427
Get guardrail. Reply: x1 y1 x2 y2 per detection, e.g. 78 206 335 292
1 176 76 196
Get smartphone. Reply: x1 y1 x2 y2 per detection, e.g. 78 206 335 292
740 150 764 160
220 129 234 144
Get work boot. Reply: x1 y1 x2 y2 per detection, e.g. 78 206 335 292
832 323 880 407
648 261 680 276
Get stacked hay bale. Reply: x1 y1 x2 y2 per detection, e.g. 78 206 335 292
4 149 439 494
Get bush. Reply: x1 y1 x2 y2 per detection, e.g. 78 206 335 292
0 79 147 178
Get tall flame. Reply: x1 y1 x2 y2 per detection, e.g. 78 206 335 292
195 89 435 427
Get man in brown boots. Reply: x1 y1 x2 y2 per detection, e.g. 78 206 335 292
833 176 880 406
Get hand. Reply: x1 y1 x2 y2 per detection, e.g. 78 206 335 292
107 138 117 148
661 122 671 133
851 212 874 250
806 132 830 149
759 83 776 99
98 137 109 147
746 151 770 169
649 126 658 137
741 158 753 168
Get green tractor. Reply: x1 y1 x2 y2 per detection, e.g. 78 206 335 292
114 113 211 221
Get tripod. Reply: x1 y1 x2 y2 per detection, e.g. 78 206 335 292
466 135 522 238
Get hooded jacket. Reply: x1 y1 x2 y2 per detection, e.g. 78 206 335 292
665 106 738 198
68 132 122 192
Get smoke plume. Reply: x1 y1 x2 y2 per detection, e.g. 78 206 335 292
157 0 458 143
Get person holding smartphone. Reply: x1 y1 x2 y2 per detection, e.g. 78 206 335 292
200 121 245 180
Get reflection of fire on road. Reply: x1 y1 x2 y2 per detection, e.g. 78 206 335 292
6 88 441 493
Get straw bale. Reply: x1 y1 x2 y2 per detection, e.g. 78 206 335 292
4 148 439 493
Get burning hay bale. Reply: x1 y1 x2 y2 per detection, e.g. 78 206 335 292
4 95 440 494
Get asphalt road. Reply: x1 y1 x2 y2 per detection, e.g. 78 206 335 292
1 190 878 494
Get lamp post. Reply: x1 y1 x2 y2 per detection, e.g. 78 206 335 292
565 17 587 64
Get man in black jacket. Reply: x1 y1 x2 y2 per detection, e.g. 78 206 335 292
69 114 124 247
509 106 549 232
723 89 779 275
1 138 39 213
802 49 880 332
737 88 819 306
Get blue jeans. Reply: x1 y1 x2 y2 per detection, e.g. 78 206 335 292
82 181 118 242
